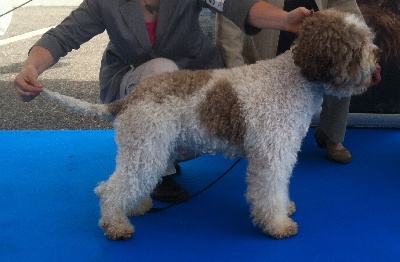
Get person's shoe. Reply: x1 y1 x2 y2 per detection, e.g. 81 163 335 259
325 147 352 164
314 127 352 164
151 175 189 203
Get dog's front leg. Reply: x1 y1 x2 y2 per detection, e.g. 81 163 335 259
246 155 298 238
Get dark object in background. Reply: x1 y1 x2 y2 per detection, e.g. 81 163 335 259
350 0 400 113
350 62 400 113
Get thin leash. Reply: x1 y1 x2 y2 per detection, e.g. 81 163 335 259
150 157 242 212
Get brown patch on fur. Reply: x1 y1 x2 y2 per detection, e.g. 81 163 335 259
292 10 368 84
107 70 212 115
197 78 245 146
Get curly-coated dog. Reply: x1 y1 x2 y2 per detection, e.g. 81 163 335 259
43 9 381 240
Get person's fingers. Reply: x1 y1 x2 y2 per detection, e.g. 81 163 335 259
14 71 42 102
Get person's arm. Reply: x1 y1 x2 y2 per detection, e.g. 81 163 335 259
14 46 55 102
204 0 312 34
246 1 311 33
14 0 105 102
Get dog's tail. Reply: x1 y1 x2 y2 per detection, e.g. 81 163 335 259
42 89 116 121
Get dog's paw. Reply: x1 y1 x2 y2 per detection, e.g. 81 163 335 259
264 217 298 239
99 218 135 240
288 201 296 216
128 198 153 217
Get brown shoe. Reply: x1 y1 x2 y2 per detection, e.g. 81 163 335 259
314 127 352 164
326 147 352 164
151 175 189 203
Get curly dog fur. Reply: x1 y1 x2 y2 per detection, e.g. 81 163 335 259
42 9 381 240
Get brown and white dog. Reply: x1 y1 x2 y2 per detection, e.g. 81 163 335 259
43 9 381 240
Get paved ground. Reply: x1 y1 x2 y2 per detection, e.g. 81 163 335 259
0 6 215 130
1 6 112 129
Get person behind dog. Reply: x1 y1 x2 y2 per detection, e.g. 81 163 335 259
216 0 363 164
13 0 313 203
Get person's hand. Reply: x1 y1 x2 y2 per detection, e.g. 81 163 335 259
246 3 314 34
14 65 42 102
284 7 314 33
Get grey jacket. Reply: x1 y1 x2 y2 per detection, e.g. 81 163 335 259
34 0 259 102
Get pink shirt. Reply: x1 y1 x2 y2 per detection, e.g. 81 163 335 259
146 21 157 47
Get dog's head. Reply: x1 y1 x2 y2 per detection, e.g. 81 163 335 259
292 9 381 97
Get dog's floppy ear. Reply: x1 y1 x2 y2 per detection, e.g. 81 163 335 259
292 9 365 85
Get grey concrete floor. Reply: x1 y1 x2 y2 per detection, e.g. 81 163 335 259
1 6 115 130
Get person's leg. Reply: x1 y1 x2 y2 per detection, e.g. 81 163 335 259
120 58 189 202
315 95 352 163
120 57 179 97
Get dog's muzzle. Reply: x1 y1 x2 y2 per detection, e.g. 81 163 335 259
371 65 382 86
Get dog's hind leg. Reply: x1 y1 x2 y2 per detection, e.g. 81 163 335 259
128 197 153 217
95 147 171 239
245 143 299 239
95 171 136 240
95 111 178 240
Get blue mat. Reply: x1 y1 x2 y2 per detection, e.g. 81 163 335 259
1 128 400 261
